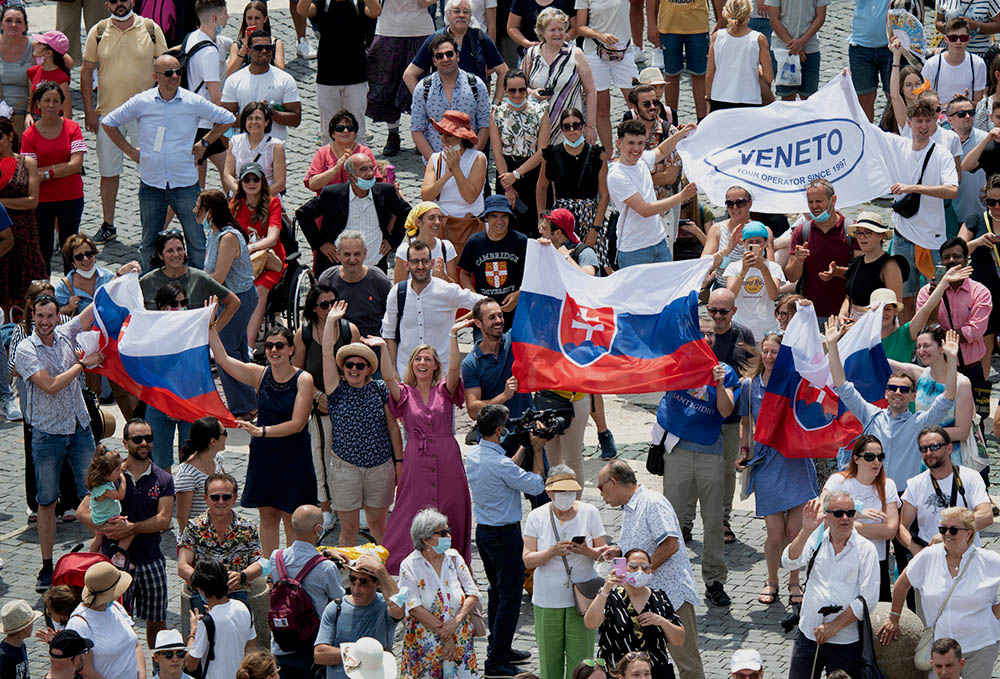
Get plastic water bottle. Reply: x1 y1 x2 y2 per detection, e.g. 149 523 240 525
443 661 457 678
652 48 664 71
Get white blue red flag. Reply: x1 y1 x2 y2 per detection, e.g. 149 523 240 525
511 242 717 393
85 274 236 426
754 303 889 458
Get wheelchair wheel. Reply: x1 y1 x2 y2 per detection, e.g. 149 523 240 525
285 266 314 331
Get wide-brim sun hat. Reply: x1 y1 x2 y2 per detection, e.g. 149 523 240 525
430 110 478 143
336 343 378 371
81 562 133 607
342 638 398 679
847 211 891 237
1 600 42 635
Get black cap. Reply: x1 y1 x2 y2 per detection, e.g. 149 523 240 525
49 630 94 658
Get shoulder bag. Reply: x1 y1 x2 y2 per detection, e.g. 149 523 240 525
913 553 973 670
892 144 935 218
548 506 605 616
450 554 487 636
646 429 667 476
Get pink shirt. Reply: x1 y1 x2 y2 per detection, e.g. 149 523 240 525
916 278 993 364
304 142 381 191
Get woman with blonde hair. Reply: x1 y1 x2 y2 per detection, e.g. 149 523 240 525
236 651 279 679
393 201 458 283
377 319 474 574
705 0 772 111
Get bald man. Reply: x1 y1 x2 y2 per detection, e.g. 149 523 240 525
267 505 346 679
101 54 235 270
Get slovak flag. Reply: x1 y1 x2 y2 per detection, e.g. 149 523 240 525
84 274 236 426
511 242 717 393
754 303 890 458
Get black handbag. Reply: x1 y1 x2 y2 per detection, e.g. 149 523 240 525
646 430 668 476
856 597 886 679
892 144 935 218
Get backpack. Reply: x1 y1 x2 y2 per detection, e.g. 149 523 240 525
188 613 215 679
268 551 327 652
94 16 159 47
421 72 481 104
163 32 218 94
393 280 407 342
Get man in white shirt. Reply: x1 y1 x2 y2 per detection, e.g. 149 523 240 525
184 0 231 189
606 119 696 267
921 17 986 106
382 240 483 375
899 426 993 552
185 559 256 679
781 492 880 679
221 31 302 141
102 54 235 270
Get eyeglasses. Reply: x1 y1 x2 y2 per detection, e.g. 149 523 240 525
776 310 791 319
334 124 357 133
855 452 886 462
433 529 451 537
209 493 234 502
639 100 658 108
829 509 857 518
264 341 288 351
219 430 228 437
561 121 584 132
408 258 432 266
128 434 154 444
725 198 750 209
885 384 912 393
433 50 456 60
581 659 606 668
938 525 972 535
987 198 1000 207
707 306 733 315
167 298 188 309
241 174 262 183
506 87 527 94
343 360 369 370
158 650 187 660
159 68 181 78
349 575 374 585
948 109 974 118
317 300 335 309
946 33 971 42
73 250 97 261
919 441 949 453
250 43 274 51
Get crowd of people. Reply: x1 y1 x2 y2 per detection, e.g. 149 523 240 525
1 0 1000 677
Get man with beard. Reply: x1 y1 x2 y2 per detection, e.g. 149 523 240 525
44 630 94 679
14 298 104 592
461 298 533 421
381 239 483 376
76 419 176 647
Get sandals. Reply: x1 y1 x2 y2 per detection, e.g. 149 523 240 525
758 583 778 605
788 583 804 606
723 523 736 544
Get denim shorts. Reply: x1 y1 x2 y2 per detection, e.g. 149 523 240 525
32 425 93 506
775 50 821 97
848 44 892 96
661 32 710 76
617 238 672 268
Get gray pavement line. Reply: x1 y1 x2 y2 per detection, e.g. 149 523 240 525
0 524 34 542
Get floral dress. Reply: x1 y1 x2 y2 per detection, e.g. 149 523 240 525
491 99 547 237
399 549 480 678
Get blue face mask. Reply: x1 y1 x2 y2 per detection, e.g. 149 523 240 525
499 427 509 444
432 537 451 554
564 135 585 148
813 210 830 223
202 217 213 234
504 97 526 109
355 176 376 191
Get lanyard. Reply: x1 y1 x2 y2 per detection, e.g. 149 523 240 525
930 468 967 508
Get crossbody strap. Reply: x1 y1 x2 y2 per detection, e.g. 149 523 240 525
930 553 974 628
940 292 967 366
916 143 935 185
548 505 575 584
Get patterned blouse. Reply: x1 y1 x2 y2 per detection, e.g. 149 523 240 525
178 510 262 575
491 99 546 158
328 379 393 468
597 587 681 679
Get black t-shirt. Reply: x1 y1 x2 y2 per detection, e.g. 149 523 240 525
0 641 28 679
318 266 393 337
970 138 1000 178
314 0 368 85
457 228 528 301
713 322 755 424
510 0 577 43
960 211 1000 292
542 144 604 200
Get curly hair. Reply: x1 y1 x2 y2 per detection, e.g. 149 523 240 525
85 446 123 491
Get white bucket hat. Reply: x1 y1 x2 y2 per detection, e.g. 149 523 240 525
342 638 397 679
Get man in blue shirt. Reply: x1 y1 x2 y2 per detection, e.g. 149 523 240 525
465 404 545 678
462 298 533 421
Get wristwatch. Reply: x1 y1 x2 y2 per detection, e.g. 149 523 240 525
201 137 211 148
512 169 521 180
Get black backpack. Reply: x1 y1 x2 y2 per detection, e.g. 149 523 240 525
164 32 217 94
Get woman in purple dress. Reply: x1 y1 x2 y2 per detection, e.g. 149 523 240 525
374 318 474 575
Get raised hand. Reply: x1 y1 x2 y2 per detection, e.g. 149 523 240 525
942 264 973 286
942 329 960 360
328 300 348 323
801 498 824 533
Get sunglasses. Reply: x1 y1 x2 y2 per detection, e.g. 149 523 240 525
938 525 971 535
829 509 857 518
946 33 970 42
264 341 288 351
349 575 374 585
886 384 912 393
433 50 456 60
129 434 154 444
157 650 187 660
209 493 234 502
159 68 181 78
73 250 97 261
855 452 886 462
506 87 527 94
334 124 357 133
316 300 336 309
561 121 584 132
919 441 949 453
639 100 658 108
707 306 733 315
949 109 974 118
725 198 750 208
343 360 369 370
433 529 451 537
241 174 262 183
987 198 1000 207
623 652 651 662
250 43 274 51
168 298 189 308
581 659 607 668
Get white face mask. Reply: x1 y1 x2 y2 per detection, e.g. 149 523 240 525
450 143 462 153
552 491 576 511
75 263 97 278
623 570 651 588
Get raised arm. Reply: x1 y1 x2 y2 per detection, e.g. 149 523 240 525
366 335 400 402
208 314 263 387
889 39 909 132
321 300 347 394
446 319 472 394
824 318 847 387
942 329 959 400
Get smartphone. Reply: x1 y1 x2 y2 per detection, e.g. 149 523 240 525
612 557 626 576
571 536 586 544
933 263 947 285
538 87 554 97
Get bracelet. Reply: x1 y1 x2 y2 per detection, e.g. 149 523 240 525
449 333 458 338
889 610 901 618
261 426 267 438
892 63 900 68
393 457 404 463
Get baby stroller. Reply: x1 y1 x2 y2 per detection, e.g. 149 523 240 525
46 545 129 624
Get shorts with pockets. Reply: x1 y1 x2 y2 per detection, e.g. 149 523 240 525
97 118 139 178
126 557 168 622
329 455 395 511
585 49 639 92
848 44 892 96
661 32 710 76
775 50 821 97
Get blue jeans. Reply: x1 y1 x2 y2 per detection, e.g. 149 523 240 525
32 425 93 506
848 44 892 97
661 32 710 76
775 50 821 97
217 286 259 414
138 181 206 271
617 238 672 268
147 405 192 469
0 342 14 406
476 523 525 667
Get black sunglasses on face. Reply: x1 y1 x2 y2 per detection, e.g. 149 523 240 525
129 434 154 444
316 300 335 309
639 100 658 108
949 109 974 118
938 525 971 535
507 87 527 94
986 198 1000 207
919 441 948 453
264 341 288 350
829 509 857 518
725 198 750 208
251 43 274 51
159 69 181 78
168 298 189 308
334 124 357 133
561 121 584 132
855 452 885 462
343 360 368 370
209 493 234 502
433 50 456 60
242 175 262 183
73 250 97 261
349 575 374 585
886 384 912 393
707 306 733 315
158 651 187 660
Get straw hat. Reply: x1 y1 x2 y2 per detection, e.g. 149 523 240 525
868 288 902 310
94 408 117 441
82 562 133 607
336 343 378 371
545 472 582 492
1 600 42 635
637 66 667 85
847 211 891 237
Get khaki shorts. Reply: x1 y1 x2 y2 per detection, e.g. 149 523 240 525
330 455 396 511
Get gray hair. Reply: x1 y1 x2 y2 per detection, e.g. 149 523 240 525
535 7 569 42
605 460 636 486
410 507 448 550
336 230 367 250
822 491 853 511
547 464 575 479
445 0 469 14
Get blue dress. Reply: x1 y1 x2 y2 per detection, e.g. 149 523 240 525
241 366 317 513
740 376 819 517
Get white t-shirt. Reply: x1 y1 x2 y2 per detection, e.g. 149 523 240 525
823 474 900 560
66 602 137 679
394 237 457 266
376 0 436 36
471 0 499 33
522 502 607 608
878 132 959 250
722 259 785 341
221 67 301 140
921 52 987 105
901 465 991 547
184 29 225 129
190 599 256 679
575 0 631 55
608 150 663 253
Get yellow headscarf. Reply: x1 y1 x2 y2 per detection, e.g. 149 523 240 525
404 201 441 237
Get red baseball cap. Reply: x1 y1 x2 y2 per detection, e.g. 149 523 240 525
543 208 578 244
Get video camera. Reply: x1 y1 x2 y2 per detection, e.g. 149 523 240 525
508 408 570 444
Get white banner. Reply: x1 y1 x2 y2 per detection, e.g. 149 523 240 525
676 71 893 213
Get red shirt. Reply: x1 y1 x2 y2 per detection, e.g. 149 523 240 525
26 65 70 95
788 215 854 317
304 143 382 192
234 195 285 260
20 119 85 203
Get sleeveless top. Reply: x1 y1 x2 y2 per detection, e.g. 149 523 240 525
714 221 748 285
204 226 255 294
0 38 34 115
845 252 891 309
432 147 485 217
710 29 762 104
301 318 351 394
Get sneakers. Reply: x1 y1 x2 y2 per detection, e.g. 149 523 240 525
598 429 617 459
92 222 117 245
383 131 401 157
35 567 52 593
322 510 336 530
484 663 521 678
633 48 648 67
705 581 731 607
507 650 530 664
2 400 20 422
297 36 317 59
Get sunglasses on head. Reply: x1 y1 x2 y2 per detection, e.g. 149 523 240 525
829 508 857 518
159 228 183 238
159 68 181 78
433 50 456 60
73 250 97 261
581 659 607 668
129 434 154 444
725 198 750 208
209 493 234 502
561 121 584 132
919 441 948 453
855 451 885 462
506 86 527 94
949 109 974 118
157 650 187 660
886 384 912 393
168 298 189 308
250 43 274 51
938 525 971 535
946 33 970 42
343 360 368 370
334 124 357 133
264 341 287 351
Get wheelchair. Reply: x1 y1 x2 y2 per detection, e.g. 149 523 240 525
259 215 314 341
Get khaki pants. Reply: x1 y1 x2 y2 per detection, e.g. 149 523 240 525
56 0 108 64
664 446 727 586
682 423 740 529
544 397 589 490
667 602 706 679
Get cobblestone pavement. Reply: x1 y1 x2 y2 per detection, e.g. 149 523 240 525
9 2 1000 678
